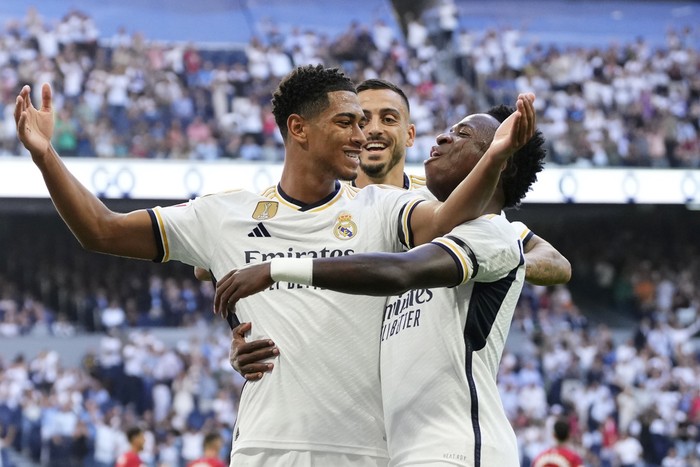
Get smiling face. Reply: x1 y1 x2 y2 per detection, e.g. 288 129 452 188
358 88 415 181
303 90 367 182
424 113 500 201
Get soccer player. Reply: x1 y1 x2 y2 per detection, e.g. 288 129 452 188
531 419 584 467
228 79 569 381
14 64 535 466
187 432 227 467
115 426 145 467
213 103 549 466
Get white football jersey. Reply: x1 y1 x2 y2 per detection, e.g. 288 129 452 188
380 214 527 467
150 182 420 458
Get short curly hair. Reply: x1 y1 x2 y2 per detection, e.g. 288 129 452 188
271 65 357 141
486 104 546 208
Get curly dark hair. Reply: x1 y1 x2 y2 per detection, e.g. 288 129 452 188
356 78 410 112
486 104 546 208
271 64 357 140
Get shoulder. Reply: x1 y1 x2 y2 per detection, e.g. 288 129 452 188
407 173 426 191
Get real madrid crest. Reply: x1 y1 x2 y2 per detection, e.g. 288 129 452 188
252 201 279 220
333 212 357 240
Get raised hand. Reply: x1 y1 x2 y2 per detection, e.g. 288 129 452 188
15 84 55 160
488 93 536 164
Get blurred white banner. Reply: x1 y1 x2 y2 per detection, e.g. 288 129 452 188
2 157 699 204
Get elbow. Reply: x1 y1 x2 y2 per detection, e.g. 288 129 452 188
560 258 573 283
78 236 107 254
379 262 420 295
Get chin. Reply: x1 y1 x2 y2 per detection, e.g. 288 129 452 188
338 171 358 182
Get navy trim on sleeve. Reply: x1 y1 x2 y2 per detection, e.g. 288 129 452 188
147 209 165 263
444 234 479 278
399 199 425 249
431 242 466 287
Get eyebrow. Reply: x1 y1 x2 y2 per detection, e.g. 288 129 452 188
452 122 475 132
335 111 364 120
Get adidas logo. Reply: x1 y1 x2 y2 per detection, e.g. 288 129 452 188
248 223 271 238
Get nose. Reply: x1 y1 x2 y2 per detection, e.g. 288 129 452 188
435 132 453 145
364 117 382 137
352 123 367 146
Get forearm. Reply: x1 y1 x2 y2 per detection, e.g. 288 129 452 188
269 245 460 295
434 151 504 233
314 245 460 294
35 146 155 258
524 248 572 285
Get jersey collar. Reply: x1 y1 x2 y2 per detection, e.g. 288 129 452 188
351 173 410 190
276 180 342 212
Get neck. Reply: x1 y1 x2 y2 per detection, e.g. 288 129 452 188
279 166 340 205
482 199 503 215
355 170 405 189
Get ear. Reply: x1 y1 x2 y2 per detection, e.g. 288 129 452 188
405 123 417 148
287 114 307 144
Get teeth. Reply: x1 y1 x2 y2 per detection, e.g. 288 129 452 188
366 143 386 150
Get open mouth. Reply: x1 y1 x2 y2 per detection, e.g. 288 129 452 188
364 142 388 153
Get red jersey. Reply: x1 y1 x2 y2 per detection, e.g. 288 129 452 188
187 458 226 467
115 451 143 467
532 446 584 467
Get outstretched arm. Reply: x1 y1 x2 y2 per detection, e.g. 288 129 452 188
409 93 536 245
213 244 460 315
523 235 572 286
15 84 156 259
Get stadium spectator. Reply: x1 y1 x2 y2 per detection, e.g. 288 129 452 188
531 418 584 467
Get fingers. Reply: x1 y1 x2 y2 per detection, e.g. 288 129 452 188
214 270 238 315
514 93 536 146
14 95 23 125
233 322 252 336
229 321 278 380
41 83 52 112
22 85 33 111
16 111 26 137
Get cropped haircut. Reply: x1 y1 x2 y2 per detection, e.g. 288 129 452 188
486 104 546 208
203 431 222 448
553 419 571 442
356 79 411 113
126 426 143 443
271 64 357 141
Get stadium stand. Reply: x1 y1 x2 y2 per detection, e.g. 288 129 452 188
1 1 699 465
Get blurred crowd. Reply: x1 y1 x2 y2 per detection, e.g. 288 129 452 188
1 2 700 466
0 5 698 166
1 208 700 466
0 326 242 466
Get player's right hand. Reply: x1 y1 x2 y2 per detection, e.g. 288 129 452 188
15 84 55 159
230 322 278 381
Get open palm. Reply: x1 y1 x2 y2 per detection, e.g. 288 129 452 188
15 84 55 158
489 93 536 162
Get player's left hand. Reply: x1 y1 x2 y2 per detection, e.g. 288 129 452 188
214 263 274 316
489 93 536 163
230 322 278 381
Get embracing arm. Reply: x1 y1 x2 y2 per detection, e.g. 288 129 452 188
15 84 157 259
213 244 460 315
311 244 459 295
409 93 536 245
523 234 572 285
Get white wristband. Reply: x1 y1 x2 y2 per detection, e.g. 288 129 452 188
269 258 314 285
